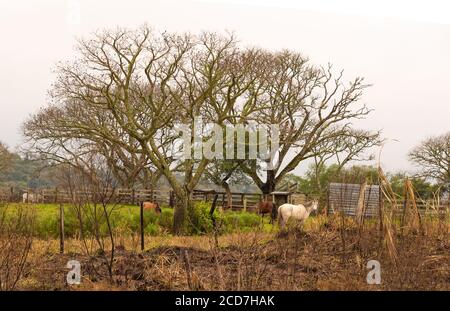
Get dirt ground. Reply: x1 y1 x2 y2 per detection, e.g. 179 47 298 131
16 224 450 291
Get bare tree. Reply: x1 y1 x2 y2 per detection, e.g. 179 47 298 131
408 132 450 185
22 99 161 189
24 26 260 234
240 53 381 194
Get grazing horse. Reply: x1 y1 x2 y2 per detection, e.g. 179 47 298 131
257 200 277 223
140 201 161 214
277 200 319 228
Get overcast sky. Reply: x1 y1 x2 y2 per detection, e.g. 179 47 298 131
0 0 449 175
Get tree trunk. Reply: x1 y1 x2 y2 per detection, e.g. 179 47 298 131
173 205 185 235
260 170 277 221
222 180 232 209
261 170 276 195
172 193 186 235
172 187 193 235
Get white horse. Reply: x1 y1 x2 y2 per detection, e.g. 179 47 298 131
277 200 319 228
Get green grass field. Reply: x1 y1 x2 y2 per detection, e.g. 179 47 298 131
4 202 274 238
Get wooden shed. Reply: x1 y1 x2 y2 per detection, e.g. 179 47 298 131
270 191 292 207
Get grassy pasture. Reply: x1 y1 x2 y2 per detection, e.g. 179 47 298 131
4 202 274 238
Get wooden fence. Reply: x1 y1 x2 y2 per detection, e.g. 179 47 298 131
327 182 449 218
1 187 265 211
0 187 173 206
3 184 447 218
192 189 263 211
2 186 314 214
39 188 173 206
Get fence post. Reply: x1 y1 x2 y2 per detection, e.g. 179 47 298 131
151 187 154 202
182 250 193 290
54 187 58 204
243 196 247 212
378 185 384 233
356 181 367 225
132 189 135 205
59 203 65 254
401 181 408 233
209 194 219 248
140 202 144 252
325 185 330 216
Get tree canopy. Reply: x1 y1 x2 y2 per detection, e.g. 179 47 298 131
23 26 382 233
408 132 450 185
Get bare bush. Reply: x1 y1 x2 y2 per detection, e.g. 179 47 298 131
0 203 36 290
57 157 119 283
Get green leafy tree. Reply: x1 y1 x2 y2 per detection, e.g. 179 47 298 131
0 142 12 177
283 164 379 200
388 172 440 200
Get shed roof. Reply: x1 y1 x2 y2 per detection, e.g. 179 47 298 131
270 191 291 195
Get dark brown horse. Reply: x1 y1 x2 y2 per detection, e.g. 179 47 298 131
257 200 277 223
141 201 162 214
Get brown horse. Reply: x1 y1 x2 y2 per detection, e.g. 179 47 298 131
257 200 277 223
141 201 162 214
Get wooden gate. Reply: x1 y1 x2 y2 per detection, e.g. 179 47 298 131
328 182 381 217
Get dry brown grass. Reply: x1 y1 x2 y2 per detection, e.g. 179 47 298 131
11 213 449 291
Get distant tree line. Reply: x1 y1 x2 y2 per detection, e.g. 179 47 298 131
0 143 55 189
